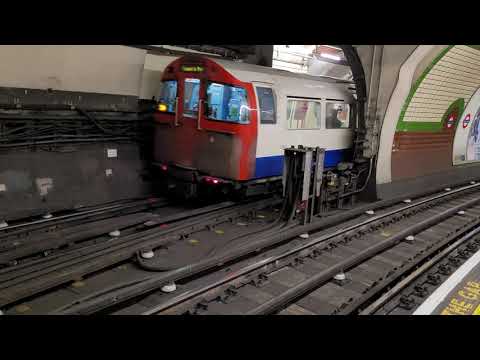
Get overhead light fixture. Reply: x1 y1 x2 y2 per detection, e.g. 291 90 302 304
320 53 341 61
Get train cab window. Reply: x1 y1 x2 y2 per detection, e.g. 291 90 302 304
287 99 321 130
159 80 177 113
325 102 350 129
206 82 249 124
183 78 201 117
256 87 276 124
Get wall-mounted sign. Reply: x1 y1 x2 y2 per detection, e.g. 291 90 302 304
107 149 118 158
453 87 480 165
463 114 471 129
181 65 205 73
447 114 456 129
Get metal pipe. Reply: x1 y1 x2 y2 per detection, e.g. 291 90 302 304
0 137 133 148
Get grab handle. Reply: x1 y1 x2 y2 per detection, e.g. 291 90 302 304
197 99 204 130
174 97 179 127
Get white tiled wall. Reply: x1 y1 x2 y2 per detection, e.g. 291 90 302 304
403 45 480 123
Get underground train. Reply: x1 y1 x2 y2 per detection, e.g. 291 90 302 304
153 55 356 198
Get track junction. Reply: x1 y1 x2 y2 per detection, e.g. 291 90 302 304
2 175 480 315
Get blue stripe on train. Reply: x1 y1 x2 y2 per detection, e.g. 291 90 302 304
254 149 352 179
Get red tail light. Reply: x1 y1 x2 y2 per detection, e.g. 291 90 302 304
160 164 168 171
204 176 221 185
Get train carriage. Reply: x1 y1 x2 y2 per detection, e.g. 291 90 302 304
153 55 355 198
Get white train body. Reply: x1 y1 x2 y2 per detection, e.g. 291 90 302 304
154 55 355 183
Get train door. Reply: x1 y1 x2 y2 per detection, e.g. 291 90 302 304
170 68 252 181
170 70 207 168
195 80 254 181
253 83 284 178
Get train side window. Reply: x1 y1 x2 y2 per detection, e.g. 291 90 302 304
158 80 177 113
183 78 201 117
256 87 276 124
325 102 350 129
287 99 321 130
206 82 249 124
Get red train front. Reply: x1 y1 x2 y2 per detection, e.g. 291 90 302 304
153 55 259 198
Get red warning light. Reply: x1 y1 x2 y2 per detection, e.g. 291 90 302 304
463 114 471 129
204 176 221 185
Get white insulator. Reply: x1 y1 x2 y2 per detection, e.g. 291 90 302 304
141 250 155 259
144 220 157 227
161 283 177 293
405 235 415 242
299 233 309 239
334 273 346 281
365 210 375 215
458 210 466 215
0 309 3 315
444 188 451 192
0 221 8 229
471 181 476 185
42 213 53 219
109 230 121 237
237 222 247 226
403 199 412 204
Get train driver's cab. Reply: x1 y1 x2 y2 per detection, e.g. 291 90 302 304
154 60 253 131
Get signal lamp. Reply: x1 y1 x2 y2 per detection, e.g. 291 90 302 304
204 176 221 185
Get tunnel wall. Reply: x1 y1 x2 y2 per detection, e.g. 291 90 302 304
376 45 480 199
0 142 152 221
140 53 178 100
0 45 146 97
0 46 152 220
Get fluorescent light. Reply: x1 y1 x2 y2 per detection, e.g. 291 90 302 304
322 45 342 51
320 53 341 61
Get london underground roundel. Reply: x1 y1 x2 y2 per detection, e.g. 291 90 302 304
447 114 456 129
453 87 480 165
463 114 471 129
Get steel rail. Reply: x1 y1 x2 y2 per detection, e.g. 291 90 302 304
0 198 168 234
0 199 274 308
140 186 480 315
58 182 480 315
246 194 480 315
359 226 480 315
0 200 244 285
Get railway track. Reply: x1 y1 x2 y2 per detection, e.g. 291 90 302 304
0 196 170 241
109 181 480 316
3 180 480 315
0 195 280 313
362 227 480 315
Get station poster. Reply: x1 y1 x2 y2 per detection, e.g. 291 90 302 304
453 87 480 165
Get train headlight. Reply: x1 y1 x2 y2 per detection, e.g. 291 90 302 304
157 103 168 112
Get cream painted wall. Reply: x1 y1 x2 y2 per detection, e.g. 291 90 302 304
376 45 439 184
0 45 146 96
